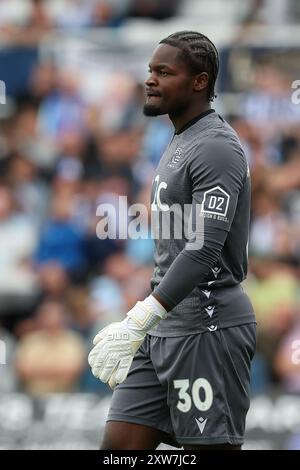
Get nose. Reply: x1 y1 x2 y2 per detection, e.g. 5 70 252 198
145 72 158 87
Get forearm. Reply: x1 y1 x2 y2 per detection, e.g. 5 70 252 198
153 227 226 309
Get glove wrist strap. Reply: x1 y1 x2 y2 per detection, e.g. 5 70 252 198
127 294 168 332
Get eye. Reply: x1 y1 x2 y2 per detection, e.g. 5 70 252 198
159 71 168 77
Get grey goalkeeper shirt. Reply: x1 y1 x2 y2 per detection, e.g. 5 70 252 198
149 110 255 337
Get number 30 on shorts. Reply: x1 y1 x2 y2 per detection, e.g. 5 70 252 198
173 378 213 413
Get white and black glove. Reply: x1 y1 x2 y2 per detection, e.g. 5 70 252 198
88 295 167 389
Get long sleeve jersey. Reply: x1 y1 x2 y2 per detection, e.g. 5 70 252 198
149 110 255 336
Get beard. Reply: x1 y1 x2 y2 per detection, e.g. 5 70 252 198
143 103 163 116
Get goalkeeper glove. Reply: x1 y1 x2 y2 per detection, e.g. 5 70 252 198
88 294 167 389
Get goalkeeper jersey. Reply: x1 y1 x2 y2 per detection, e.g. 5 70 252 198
149 110 255 337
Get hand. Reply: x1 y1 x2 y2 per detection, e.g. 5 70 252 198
88 295 167 389
88 318 146 389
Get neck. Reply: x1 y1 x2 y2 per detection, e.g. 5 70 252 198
169 102 211 133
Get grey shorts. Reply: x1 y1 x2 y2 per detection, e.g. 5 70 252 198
107 323 256 447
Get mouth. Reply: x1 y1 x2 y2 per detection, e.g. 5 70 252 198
146 90 161 98
146 95 162 105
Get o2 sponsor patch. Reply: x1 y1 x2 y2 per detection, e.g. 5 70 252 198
201 186 230 217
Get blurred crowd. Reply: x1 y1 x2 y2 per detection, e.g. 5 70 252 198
1 0 300 399
0 53 173 396
0 0 299 49
0 0 181 46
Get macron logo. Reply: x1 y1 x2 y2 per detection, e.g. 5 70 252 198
205 306 215 318
195 417 208 434
211 267 221 278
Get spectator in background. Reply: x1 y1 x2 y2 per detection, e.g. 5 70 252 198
7 149 50 228
1 99 58 177
37 262 70 300
0 184 38 305
250 185 291 258
0 0 52 46
37 69 86 141
88 252 137 325
242 62 300 140
246 258 297 334
29 61 58 104
15 300 85 395
35 192 87 280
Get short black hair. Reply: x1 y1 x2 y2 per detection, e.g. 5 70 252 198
159 30 219 102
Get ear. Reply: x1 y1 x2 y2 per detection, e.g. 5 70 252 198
194 72 208 92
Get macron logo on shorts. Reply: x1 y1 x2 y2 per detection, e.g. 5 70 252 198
195 417 208 434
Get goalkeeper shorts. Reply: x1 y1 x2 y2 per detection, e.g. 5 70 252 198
107 323 256 447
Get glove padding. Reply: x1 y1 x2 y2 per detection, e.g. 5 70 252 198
88 295 167 389
88 318 145 389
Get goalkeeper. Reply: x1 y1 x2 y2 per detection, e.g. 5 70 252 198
89 31 256 450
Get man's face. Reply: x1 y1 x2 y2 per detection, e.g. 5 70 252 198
143 43 195 117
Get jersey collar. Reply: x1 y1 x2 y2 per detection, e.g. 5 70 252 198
175 109 215 135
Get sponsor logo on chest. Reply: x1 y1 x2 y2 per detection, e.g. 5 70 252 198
167 146 183 168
